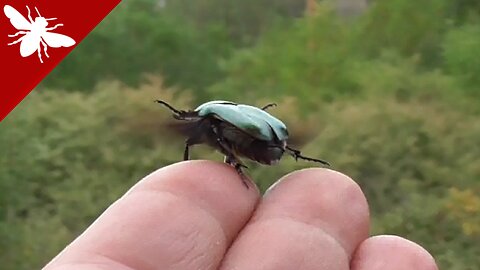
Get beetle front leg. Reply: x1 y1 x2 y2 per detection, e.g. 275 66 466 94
155 100 186 118
26 6 34 23
183 142 190 160
45 23 64 31
183 137 201 160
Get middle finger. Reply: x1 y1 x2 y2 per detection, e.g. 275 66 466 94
220 169 370 270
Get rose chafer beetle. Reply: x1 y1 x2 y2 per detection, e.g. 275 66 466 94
156 100 330 187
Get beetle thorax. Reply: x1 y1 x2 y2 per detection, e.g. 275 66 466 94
32 18 48 33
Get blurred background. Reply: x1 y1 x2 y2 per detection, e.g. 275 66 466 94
1 0 480 269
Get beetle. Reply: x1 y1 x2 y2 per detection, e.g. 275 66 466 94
156 100 330 187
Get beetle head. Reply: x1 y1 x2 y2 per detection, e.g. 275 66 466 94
33 7 57 27
35 17 48 27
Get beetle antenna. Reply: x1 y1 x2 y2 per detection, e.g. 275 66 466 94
35 6 41 17
155 100 184 115
286 146 330 166
261 103 277 110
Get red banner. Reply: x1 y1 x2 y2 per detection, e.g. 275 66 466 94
0 0 121 121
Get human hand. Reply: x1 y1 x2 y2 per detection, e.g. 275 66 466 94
44 161 438 270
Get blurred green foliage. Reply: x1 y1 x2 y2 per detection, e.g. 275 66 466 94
2 0 480 269
443 23 480 95
41 0 303 92
41 0 235 91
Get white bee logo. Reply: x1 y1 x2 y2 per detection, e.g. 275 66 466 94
4 5 76 63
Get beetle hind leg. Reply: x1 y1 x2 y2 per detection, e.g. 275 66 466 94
286 146 330 166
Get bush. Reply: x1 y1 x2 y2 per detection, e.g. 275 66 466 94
357 0 449 65
41 0 234 92
208 6 360 109
0 78 193 269
443 24 480 96
206 0 480 110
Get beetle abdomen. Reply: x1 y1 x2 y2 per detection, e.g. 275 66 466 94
233 139 285 165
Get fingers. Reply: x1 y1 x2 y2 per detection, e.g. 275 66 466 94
44 160 259 270
220 169 370 270
351 235 438 270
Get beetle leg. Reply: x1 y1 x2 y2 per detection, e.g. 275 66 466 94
212 125 234 157
216 138 248 169
261 103 277 110
234 163 250 188
286 146 330 166
155 100 184 114
223 153 250 188
155 100 199 120
225 155 250 188
183 141 190 160
216 137 236 162
215 136 250 188
183 137 203 160
214 131 246 168
224 155 248 169
224 155 235 165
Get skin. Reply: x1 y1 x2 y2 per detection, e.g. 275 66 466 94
44 161 438 270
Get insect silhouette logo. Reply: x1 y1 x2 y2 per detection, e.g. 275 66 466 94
4 5 76 63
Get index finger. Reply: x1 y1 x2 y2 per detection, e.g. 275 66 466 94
44 160 259 270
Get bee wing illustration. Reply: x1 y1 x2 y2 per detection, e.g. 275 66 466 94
4 5 32 30
42 32 76 48
20 33 40 57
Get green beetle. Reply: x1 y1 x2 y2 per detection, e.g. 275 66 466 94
156 100 330 187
